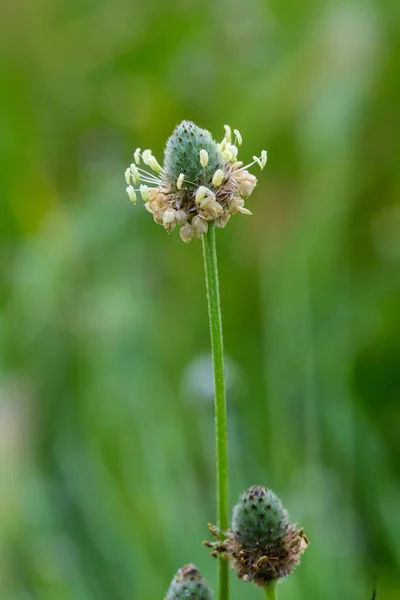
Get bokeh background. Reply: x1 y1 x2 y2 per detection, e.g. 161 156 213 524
1 0 399 598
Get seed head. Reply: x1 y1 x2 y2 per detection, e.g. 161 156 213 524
165 564 213 600
124 121 267 241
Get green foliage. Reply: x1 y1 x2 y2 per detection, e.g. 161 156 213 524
164 121 223 186
232 486 288 546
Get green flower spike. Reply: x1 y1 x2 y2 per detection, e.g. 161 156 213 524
204 485 308 588
165 564 213 600
125 121 267 242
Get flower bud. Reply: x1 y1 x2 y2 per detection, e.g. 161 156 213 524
165 564 213 600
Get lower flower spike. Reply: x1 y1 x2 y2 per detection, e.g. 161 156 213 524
165 564 213 600
203 485 308 587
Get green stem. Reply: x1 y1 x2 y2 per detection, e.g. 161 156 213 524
264 581 278 600
202 223 229 600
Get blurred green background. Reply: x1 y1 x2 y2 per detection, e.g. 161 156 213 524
1 0 399 598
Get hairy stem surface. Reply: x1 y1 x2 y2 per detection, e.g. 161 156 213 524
202 223 229 600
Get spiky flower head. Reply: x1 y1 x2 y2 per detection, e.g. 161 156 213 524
125 121 267 242
232 485 290 546
204 485 308 588
165 564 213 600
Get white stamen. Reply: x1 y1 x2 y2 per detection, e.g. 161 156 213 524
234 161 256 173
200 149 209 168
195 186 215 203
195 186 207 203
134 148 141 165
261 150 267 169
224 124 232 143
137 176 159 186
140 184 150 201
253 155 263 169
212 169 224 187
125 168 131 185
218 142 238 163
234 129 242 146
147 154 163 174
130 163 140 184
228 144 238 161
137 167 162 184
126 185 137 204
177 173 185 190
238 206 253 215
142 149 153 166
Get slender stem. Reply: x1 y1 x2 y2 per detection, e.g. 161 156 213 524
264 581 278 600
202 223 229 600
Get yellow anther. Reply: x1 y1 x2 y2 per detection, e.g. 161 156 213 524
223 124 232 143
140 184 150 201
195 186 208 203
261 150 267 169
142 149 153 165
233 129 242 146
200 149 209 168
147 154 163 173
177 173 185 190
126 185 137 204
130 163 140 184
212 169 224 187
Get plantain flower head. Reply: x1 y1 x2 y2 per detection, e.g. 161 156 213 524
165 564 213 600
125 121 267 242
204 485 308 588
